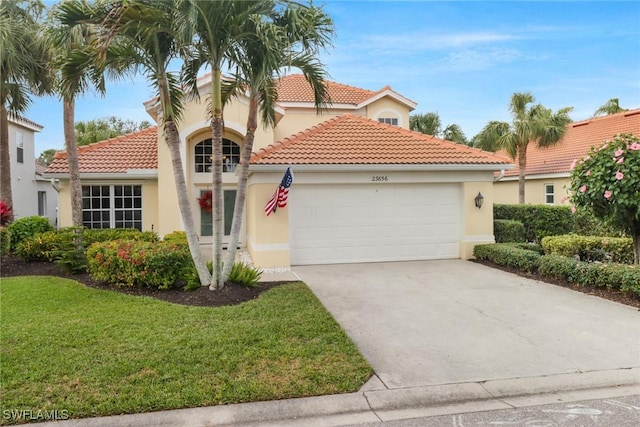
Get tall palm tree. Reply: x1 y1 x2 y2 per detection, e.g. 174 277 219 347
593 98 627 117
179 0 276 289
221 3 333 281
58 0 212 287
475 92 573 204
0 0 53 220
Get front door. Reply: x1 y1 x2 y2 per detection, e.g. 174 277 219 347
200 189 237 245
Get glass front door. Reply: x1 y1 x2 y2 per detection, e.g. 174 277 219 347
200 189 236 238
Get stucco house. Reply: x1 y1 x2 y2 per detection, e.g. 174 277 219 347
46 74 511 268
494 109 640 205
6 115 58 226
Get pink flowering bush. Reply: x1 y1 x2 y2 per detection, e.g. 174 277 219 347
570 134 640 264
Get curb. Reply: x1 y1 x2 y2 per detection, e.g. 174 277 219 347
40 368 640 427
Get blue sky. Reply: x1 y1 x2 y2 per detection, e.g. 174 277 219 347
29 1 640 156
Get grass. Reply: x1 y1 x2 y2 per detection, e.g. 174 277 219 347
0 277 372 424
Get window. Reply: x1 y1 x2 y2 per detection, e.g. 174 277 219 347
82 185 142 230
378 117 398 126
545 184 554 205
200 189 236 236
38 191 47 216
194 138 240 173
16 131 24 164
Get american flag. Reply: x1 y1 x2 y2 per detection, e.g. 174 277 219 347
264 167 294 216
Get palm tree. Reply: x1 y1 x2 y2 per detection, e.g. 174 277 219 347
442 123 468 145
221 3 333 281
0 0 53 221
475 92 573 204
58 0 212 287
179 0 276 289
593 98 627 117
410 112 441 136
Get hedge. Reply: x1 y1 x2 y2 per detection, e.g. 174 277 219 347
494 219 526 243
473 243 541 273
541 235 633 265
7 216 53 250
494 204 572 242
87 240 195 289
540 254 639 295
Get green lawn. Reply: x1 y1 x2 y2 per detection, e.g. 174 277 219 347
0 277 371 423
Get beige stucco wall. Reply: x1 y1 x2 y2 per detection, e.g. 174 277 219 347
56 179 158 232
246 180 290 267
494 177 571 206
365 97 412 129
460 181 495 260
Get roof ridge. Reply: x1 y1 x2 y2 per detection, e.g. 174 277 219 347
278 74 376 98
571 107 640 127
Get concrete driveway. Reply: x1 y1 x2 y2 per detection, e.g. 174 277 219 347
293 260 640 390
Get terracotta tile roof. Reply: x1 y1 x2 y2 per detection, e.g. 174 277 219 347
275 74 377 105
46 127 158 174
503 109 640 177
251 114 511 166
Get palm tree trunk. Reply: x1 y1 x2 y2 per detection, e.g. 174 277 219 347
633 232 639 265
64 98 83 227
517 145 527 204
222 94 258 280
165 120 211 287
210 67 224 290
0 101 14 221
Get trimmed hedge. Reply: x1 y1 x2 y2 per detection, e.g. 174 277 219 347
473 243 541 273
16 227 158 262
540 254 639 295
494 204 572 242
7 216 53 250
87 240 195 289
541 235 633 265
494 219 525 243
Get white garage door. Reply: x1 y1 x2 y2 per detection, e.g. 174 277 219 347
289 183 461 265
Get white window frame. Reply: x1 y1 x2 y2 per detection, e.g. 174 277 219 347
37 191 47 216
82 184 143 230
545 184 554 205
378 117 399 126
194 138 241 173
16 131 24 164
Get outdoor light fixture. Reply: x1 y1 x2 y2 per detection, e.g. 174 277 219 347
474 192 484 209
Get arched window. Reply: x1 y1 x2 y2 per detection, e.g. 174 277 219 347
194 138 241 173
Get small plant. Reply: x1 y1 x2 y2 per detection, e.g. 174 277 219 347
163 230 188 244
0 200 12 225
227 262 262 288
54 227 88 274
7 216 53 250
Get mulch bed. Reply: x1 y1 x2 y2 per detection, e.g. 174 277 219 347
473 259 640 310
0 254 289 307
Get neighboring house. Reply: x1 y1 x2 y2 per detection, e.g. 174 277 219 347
46 74 511 268
6 115 58 225
494 109 640 205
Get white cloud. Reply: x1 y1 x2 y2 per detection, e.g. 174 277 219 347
364 31 521 52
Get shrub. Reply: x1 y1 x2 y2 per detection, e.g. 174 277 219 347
541 235 633 264
494 204 572 242
227 262 262 287
540 254 640 296
0 201 12 226
0 227 10 256
473 243 541 273
163 230 188 244
87 240 194 289
15 230 65 261
494 219 525 243
571 209 627 237
7 216 53 250
83 228 158 245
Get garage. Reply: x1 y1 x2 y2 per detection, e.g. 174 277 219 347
289 182 461 265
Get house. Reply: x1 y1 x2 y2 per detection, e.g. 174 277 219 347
494 109 640 205
46 74 512 267
5 115 58 226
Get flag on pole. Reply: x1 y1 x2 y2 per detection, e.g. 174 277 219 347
264 167 294 216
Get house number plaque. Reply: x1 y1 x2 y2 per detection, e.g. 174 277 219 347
371 175 389 182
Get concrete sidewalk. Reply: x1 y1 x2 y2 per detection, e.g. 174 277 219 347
40 369 640 426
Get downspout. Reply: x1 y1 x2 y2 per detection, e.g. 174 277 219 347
494 169 505 182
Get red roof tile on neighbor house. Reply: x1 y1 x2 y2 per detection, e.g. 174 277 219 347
275 74 378 105
46 127 158 174
251 114 511 166
503 109 640 177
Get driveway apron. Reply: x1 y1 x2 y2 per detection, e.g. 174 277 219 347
293 260 640 389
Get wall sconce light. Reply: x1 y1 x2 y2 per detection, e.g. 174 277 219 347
474 192 484 209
